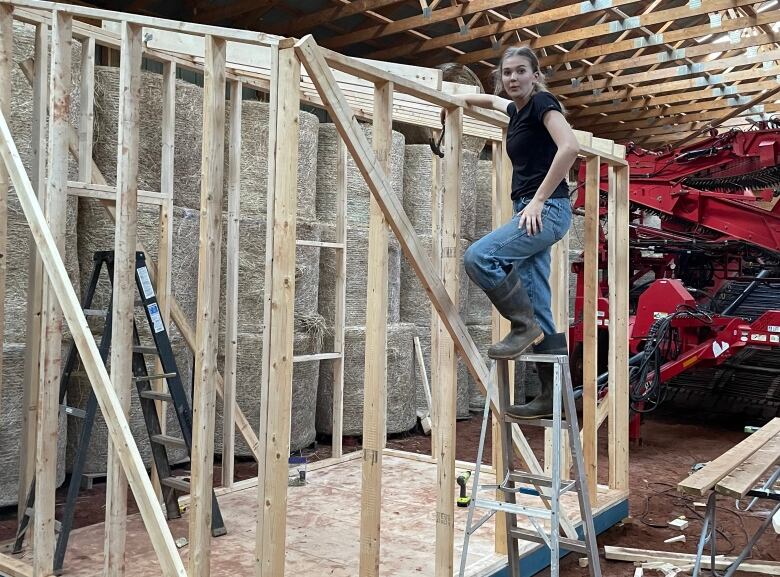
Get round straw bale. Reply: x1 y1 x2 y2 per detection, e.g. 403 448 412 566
212 330 321 456
401 144 437 237
0 343 67 507
75 197 162 313
465 277 492 327
318 223 401 327
401 145 479 241
475 159 494 239
221 100 319 222
93 67 319 220
315 123 405 226
410 326 470 420
7 22 81 343
400 236 468 326
5 194 80 343
460 149 479 241
218 216 267 336
437 63 486 155
316 323 416 436
460 324 492 412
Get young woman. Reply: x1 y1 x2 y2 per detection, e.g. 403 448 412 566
447 47 579 418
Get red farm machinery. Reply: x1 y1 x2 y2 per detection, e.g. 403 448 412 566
571 127 780 438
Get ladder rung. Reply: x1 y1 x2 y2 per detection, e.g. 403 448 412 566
509 527 589 554
133 345 158 355
61 405 86 419
295 239 344 249
133 372 177 382
512 353 569 364
503 416 566 428
508 471 578 491
160 476 190 492
292 352 342 363
83 308 108 317
151 434 187 449
139 390 173 402
473 498 552 520
23 510 62 533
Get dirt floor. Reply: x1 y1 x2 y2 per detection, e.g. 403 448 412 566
1 411 777 576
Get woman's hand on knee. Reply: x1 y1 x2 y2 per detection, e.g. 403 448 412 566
518 199 544 236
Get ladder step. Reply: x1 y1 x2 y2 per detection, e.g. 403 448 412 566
473 498 553 520
508 471 578 491
160 476 190 492
509 527 589 554
133 345 159 355
24 509 62 533
150 434 187 449
132 372 177 382
83 308 108 317
503 416 567 428
139 390 173 402
61 405 86 419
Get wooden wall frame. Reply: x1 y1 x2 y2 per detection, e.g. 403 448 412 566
0 3 629 576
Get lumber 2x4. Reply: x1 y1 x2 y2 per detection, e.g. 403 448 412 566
358 79 392 577
35 11 71 575
189 34 227 577
435 102 461 577
255 41 300 577
104 21 142 577
678 418 780 497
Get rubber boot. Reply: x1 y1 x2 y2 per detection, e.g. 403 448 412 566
485 265 544 360
506 332 568 419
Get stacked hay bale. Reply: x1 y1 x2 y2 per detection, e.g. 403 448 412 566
401 142 487 419
0 22 82 506
315 123 417 437
69 67 321 477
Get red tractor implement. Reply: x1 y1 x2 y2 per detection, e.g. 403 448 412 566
571 127 780 438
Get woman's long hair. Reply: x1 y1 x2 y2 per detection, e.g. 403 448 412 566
493 46 564 113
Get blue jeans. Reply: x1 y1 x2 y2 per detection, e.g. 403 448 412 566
463 196 572 336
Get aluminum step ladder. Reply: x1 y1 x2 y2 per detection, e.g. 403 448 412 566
459 353 602 577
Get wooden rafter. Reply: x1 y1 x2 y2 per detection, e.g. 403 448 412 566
460 6 780 68
555 46 780 95
672 83 780 148
562 64 780 106
549 28 780 83
591 105 774 137
324 0 627 50
570 77 779 118
393 0 759 65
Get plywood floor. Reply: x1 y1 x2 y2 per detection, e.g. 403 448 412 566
47 451 625 577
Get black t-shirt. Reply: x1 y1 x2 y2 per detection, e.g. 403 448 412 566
505 91 569 201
